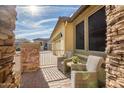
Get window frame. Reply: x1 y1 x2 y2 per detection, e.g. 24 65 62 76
75 20 85 50
74 6 106 55
88 6 106 52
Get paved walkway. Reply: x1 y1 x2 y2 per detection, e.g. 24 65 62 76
14 51 71 88
20 66 71 88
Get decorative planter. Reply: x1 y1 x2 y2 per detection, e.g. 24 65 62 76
71 63 84 71
71 71 98 88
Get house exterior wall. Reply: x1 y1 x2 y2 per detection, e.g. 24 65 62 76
51 21 74 56
69 6 107 86
51 5 107 57
65 22 74 52
72 5 106 57
51 22 65 56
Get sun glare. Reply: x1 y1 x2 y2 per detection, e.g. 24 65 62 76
28 5 39 15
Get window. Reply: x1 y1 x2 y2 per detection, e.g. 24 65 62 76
76 21 84 49
88 7 106 51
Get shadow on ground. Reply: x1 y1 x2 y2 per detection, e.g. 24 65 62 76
20 66 71 88
20 69 49 88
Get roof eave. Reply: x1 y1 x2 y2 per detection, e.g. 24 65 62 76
50 16 70 40
69 5 90 22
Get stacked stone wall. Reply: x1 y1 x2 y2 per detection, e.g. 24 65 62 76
0 6 20 88
106 5 124 87
21 43 40 73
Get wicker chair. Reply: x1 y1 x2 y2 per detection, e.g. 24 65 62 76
57 51 73 74
57 56 66 73
71 55 105 88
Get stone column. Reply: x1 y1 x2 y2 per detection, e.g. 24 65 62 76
106 5 124 87
0 6 19 88
21 43 40 73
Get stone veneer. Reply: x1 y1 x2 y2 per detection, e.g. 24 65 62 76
0 6 20 88
21 43 40 73
106 5 124 87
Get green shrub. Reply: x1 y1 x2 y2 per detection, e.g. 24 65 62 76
71 56 80 64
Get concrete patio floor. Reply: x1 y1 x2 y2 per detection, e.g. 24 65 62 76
20 66 71 88
14 51 71 88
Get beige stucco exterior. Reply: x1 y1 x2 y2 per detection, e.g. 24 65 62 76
50 20 65 56
50 17 74 56
50 5 106 57
71 5 106 57
64 22 74 51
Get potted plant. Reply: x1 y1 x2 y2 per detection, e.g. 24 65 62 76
71 56 83 71
71 56 80 64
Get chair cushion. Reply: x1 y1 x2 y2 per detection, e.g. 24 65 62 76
86 55 104 72
67 62 73 67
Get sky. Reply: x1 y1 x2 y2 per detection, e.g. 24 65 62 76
15 5 80 40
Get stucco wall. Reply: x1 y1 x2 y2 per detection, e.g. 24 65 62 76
51 21 65 56
51 5 106 57
72 5 105 56
65 22 74 52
